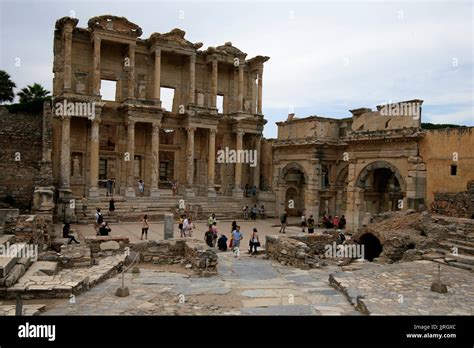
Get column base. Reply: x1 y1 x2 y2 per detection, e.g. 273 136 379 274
150 188 160 198
125 187 136 198
232 188 244 198
185 187 195 197
207 187 217 198
58 188 76 222
88 187 100 199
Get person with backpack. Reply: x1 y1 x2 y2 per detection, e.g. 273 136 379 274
141 214 149 240
217 234 228 251
95 208 103 235
99 222 112 236
279 211 288 233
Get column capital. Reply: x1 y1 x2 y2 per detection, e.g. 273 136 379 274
236 130 245 137
152 122 161 132
189 54 196 63
210 128 218 135
126 119 136 128
186 126 196 133
90 116 101 124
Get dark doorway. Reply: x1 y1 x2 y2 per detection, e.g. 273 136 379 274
359 233 382 261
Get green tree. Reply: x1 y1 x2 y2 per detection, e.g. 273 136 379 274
17 83 50 103
0 70 16 103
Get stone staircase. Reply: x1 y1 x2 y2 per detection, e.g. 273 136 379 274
73 193 257 223
430 228 474 272
0 235 34 289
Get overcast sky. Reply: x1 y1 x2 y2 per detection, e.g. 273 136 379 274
1 0 472 138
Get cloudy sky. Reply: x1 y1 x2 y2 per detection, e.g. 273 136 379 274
0 0 472 137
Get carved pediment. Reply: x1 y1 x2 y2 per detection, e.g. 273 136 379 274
215 42 247 57
87 15 142 37
149 29 203 49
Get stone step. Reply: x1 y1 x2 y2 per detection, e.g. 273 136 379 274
446 261 474 272
447 231 474 242
438 242 474 256
0 257 18 278
445 253 474 266
445 238 474 248
0 234 15 247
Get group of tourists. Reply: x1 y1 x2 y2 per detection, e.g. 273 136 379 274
279 210 347 233
203 215 261 257
243 205 265 220
322 213 346 229
178 214 196 237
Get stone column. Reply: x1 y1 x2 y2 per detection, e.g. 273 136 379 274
150 122 160 198
189 54 196 104
253 135 261 189
185 126 196 197
232 130 244 197
128 44 136 100
251 72 257 114
63 25 73 91
257 67 263 114
88 118 100 198
92 36 101 96
153 48 161 101
211 59 218 108
207 128 217 197
238 61 244 112
60 115 71 189
125 120 136 197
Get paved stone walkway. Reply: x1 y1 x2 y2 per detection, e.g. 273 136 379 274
0 304 46 316
42 252 358 316
8 254 126 297
330 260 474 315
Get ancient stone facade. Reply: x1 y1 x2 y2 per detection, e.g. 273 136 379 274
51 15 269 208
272 101 474 232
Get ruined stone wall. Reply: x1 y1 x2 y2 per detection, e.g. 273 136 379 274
0 107 45 210
433 187 474 218
420 127 474 208
276 117 342 140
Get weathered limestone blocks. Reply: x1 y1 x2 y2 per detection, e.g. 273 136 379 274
3 214 53 249
128 238 218 275
0 209 19 228
85 235 130 257
265 234 339 269
59 244 92 268
184 239 218 275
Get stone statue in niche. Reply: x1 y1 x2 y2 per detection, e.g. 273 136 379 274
72 155 81 177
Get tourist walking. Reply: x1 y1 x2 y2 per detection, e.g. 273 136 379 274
178 214 185 237
307 215 315 234
106 178 114 196
245 184 249 197
182 216 190 237
141 214 149 240
211 222 218 247
301 212 307 232
229 221 237 248
279 211 288 233
333 216 340 231
259 205 265 219
94 208 103 235
187 217 195 237
138 179 145 197
205 226 214 247
172 181 177 196
251 204 258 220
339 215 346 229
108 197 115 216
251 185 257 196
243 206 249 220
249 228 260 256
63 222 80 244
231 226 243 257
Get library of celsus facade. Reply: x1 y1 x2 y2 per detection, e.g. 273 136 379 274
52 15 268 201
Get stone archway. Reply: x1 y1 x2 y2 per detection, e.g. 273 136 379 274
349 160 406 231
277 162 308 216
358 233 382 261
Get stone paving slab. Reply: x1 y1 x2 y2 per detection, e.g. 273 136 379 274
0 304 46 316
329 260 474 315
